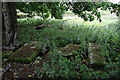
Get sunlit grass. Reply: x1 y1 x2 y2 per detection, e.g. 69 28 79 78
15 9 120 79
63 10 118 27
17 9 119 48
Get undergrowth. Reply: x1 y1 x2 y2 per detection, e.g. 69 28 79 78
17 16 119 79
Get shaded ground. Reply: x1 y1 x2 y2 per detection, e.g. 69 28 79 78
1 10 119 80
2 43 89 80
2 54 49 80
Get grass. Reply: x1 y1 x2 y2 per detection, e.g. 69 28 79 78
17 11 119 59
17 17 119 46
15 10 120 79
63 9 118 27
2 50 12 59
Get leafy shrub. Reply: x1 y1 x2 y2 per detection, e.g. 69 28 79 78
2 51 12 59
17 17 119 79
35 42 120 79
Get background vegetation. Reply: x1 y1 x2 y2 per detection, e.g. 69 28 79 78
2 2 120 80
16 9 120 79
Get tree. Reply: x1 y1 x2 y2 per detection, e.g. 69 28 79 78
2 2 119 50
16 2 119 21
16 2 67 19
2 2 18 49
69 2 119 22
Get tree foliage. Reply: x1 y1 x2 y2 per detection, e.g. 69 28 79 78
69 2 119 22
16 2 67 19
16 2 119 21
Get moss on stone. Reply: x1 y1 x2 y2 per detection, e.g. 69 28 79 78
8 42 40 63
88 43 106 69
58 44 80 56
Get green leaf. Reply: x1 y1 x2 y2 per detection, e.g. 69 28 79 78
108 58 111 61
97 12 101 18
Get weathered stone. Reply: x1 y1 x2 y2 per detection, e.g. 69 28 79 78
58 44 80 56
35 24 45 30
35 24 50 30
88 43 106 69
9 42 40 63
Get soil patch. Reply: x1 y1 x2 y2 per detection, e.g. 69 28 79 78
2 54 49 80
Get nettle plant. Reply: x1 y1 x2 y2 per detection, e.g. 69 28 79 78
35 42 85 79
35 41 119 79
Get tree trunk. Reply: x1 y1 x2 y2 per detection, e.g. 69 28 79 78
2 2 18 46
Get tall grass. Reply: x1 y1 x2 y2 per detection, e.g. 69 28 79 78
17 14 119 59
17 11 119 79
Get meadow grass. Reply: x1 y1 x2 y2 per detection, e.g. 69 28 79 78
17 10 119 47
16 10 120 79
17 11 119 60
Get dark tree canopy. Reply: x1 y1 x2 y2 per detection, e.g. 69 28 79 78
16 2 119 22
2 2 119 48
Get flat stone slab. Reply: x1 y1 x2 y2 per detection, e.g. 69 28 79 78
9 42 40 63
88 43 106 69
58 44 80 56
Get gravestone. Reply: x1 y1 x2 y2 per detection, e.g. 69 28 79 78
58 44 80 56
88 43 106 69
9 42 40 63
